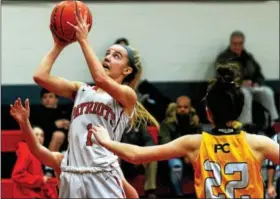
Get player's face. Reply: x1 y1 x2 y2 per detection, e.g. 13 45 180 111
230 36 244 55
102 45 133 81
41 93 58 108
33 127 44 145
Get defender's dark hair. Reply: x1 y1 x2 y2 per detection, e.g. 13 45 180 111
205 63 244 126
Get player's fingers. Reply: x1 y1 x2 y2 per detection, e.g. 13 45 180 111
90 130 96 137
25 98 30 111
18 98 23 107
10 104 15 112
83 10 88 24
67 21 79 31
91 125 98 132
77 8 83 23
74 10 82 27
94 125 103 131
10 110 15 117
73 10 84 29
10 105 16 114
14 98 19 107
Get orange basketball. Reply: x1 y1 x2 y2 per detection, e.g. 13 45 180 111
50 1 93 44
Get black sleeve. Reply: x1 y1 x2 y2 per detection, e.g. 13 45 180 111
215 50 234 64
29 106 41 126
249 54 265 85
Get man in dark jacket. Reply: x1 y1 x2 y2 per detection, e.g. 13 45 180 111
215 30 279 126
159 96 200 197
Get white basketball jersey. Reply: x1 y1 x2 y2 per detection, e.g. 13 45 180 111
61 84 131 172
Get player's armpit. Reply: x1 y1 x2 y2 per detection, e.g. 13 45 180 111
260 135 279 165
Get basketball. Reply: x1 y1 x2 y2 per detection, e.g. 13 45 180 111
50 1 93 44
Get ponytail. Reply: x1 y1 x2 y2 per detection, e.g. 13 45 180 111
131 101 159 129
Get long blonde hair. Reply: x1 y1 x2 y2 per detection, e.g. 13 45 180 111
164 102 177 123
124 46 159 129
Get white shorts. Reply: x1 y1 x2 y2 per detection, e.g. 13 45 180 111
59 169 125 198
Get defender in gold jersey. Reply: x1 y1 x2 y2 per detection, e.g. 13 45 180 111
90 64 279 198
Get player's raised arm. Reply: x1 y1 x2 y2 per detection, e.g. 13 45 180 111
90 125 200 164
33 41 82 99
10 98 60 172
67 11 136 111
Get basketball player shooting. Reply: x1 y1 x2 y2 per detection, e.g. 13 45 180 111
91 64 280 198
10 98 139 199
33 8 158 198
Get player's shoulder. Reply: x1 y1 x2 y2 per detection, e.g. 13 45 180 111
246 133 270 142
245 133 272 150
183 134 202 150
122 84 137 98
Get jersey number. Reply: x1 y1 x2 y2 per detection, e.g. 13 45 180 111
86 123 93 146
204 160 250 198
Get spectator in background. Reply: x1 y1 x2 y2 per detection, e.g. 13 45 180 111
31 88 70 152
215 30 279 128
12 126 58 199
115 37 129 46
267 132 280 199
159 96 200 197
121 121 158 199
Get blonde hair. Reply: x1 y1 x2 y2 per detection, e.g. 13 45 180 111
124 46 159 129
164 102 177 123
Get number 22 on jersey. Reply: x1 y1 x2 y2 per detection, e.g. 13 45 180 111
204 160 250 199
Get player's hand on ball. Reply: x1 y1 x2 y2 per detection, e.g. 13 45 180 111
49 27 70 48
67 8 90 43
90 125 111 146
10 98 30 124
52 33 69 48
